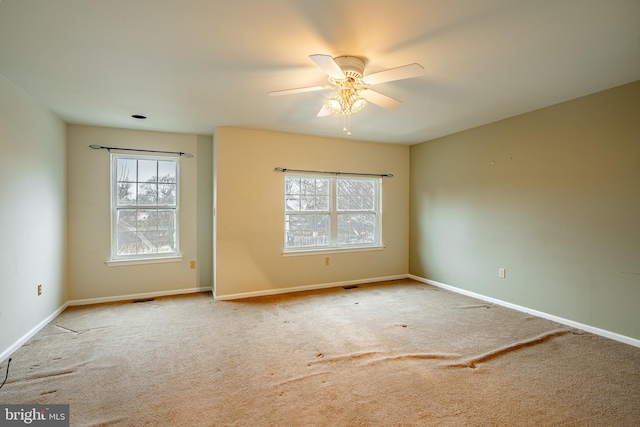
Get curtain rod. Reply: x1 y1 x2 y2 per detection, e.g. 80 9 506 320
89 144 193 158
274 167 393 178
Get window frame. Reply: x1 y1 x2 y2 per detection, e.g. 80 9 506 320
283 173 383 254
109 153 181 262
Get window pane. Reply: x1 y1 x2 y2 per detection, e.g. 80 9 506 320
337 195 364 211
157 210 176 231
117 210 137 232
285 214 300 247
158 183 176 205
286 177 330 213
361 213 377 243
285 213 330 248
116 158 137 182
315 179 329 195
349 196 362 211
158 160 177 183
285 195 300 211
362 196 374 210
137 231 157 254
138 160 157 183
301 179 317 194
337 179 377 211
117 182 136 205
115 209 177 255
301 195 317 211
138 183 158 205
157 230 176 253
137 209 157 230
336 195 349 211
315 195 329 211
337 214 352 245
336 179 348 195
285 178 301 195
117 231 138 255
316 214 330 245
338 213 377 245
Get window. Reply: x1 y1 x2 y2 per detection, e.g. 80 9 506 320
284 175 381 252
111 154 179 260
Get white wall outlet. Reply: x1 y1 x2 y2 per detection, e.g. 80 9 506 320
498 268 506 279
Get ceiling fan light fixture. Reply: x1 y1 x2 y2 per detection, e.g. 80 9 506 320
352 97 366 112
325 87 367 115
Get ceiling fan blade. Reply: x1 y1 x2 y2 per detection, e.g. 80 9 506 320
268 86 324 96
316 103 331 117
363 63 424 85
361 89 401 109
309 54 345 80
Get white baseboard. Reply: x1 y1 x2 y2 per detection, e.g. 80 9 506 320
409 275 640 348
0 302 69 363
214 275 408 301
67 287 213 306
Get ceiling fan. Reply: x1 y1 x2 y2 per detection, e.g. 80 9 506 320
269 54 424 121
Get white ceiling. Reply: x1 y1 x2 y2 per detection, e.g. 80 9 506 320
1 0 639 145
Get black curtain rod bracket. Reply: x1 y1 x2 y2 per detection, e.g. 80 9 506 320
274 167 392 178
89 145 193 158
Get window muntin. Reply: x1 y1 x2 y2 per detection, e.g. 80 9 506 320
284 175 381 251
111 154 179 259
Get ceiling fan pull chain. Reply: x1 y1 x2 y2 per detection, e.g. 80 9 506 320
343 114 352 136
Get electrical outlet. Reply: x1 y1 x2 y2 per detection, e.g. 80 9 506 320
38 284 42 296
325 257 330 266
498 268 506 279
190 260 196 269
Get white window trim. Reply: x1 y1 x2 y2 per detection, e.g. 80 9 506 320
106 256 183 267
282 245 385 257
283 174 383 254
109 153 181 262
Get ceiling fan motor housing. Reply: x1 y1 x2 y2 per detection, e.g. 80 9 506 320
334 56 365 79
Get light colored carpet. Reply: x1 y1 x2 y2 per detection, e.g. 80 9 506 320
1 279 639 426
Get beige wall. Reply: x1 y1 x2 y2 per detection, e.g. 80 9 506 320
410 81 640 339
196 135 214 290
67 125 213 301
0 75 67 357
214 127 410 297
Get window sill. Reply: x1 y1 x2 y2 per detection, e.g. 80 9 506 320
106 255 183 267
282 245 384 257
